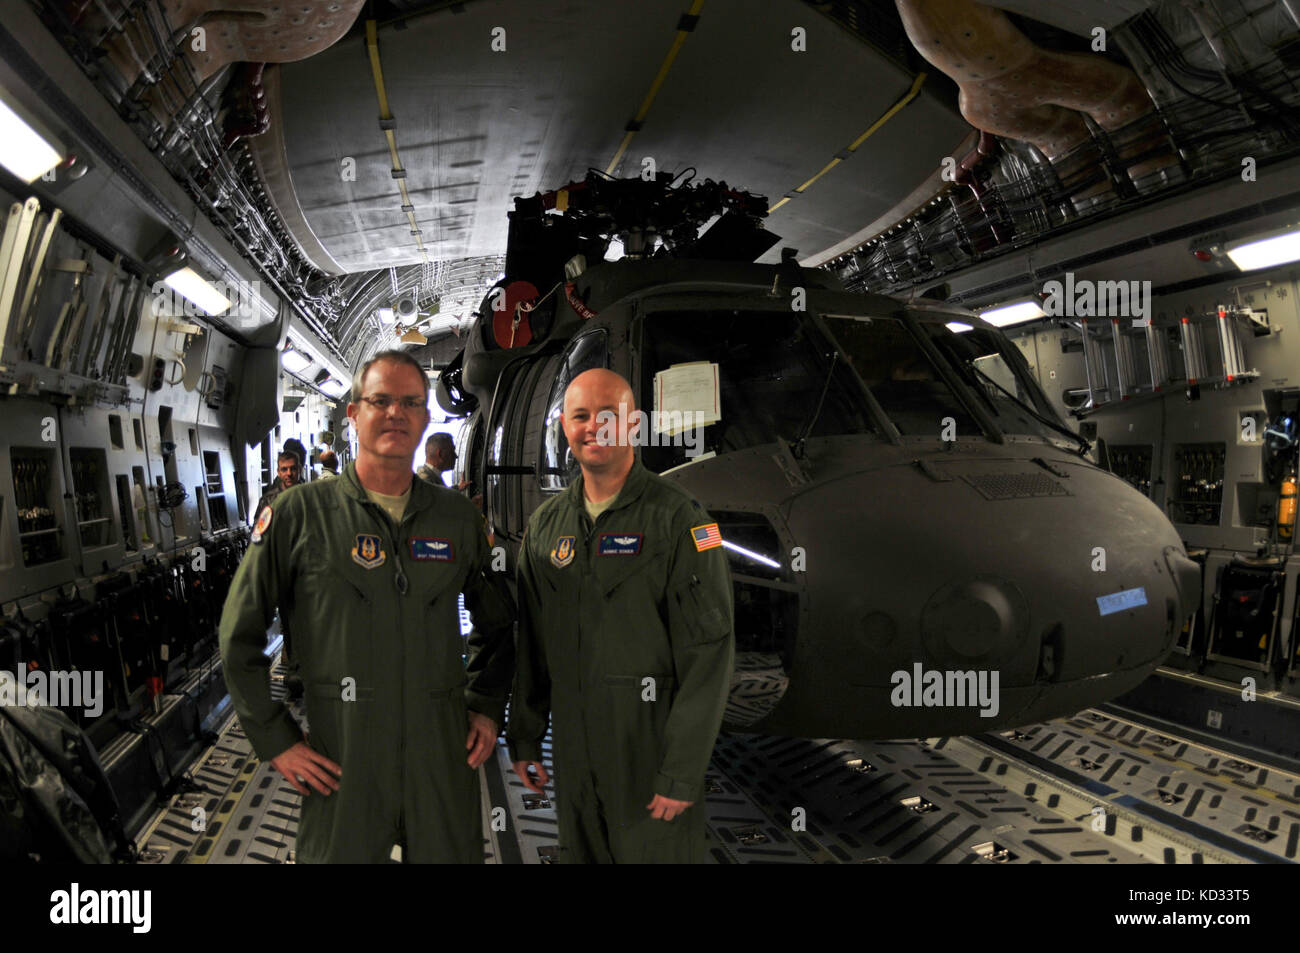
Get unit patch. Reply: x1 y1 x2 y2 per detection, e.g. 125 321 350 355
550 535 576 568
598 533 643 556
251 507 272 544
410 537 455 562
691 523 722 552
351 533 386 569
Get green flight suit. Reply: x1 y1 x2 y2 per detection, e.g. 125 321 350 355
506 460 734 863
219 462 515 863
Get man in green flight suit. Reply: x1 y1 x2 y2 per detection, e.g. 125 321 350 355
219 350 515 863
507 368 734 863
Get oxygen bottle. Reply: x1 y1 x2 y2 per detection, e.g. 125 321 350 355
1280 468 1297 542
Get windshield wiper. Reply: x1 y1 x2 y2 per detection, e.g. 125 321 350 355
971 364 1092 456
792 350 839 460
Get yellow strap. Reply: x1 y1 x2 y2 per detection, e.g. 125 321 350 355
606 0 707 175
769 72 928 213
365 20 428 261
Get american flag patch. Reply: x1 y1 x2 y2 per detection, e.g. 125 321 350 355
691 523 722 552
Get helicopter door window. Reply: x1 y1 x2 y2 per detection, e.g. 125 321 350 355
639 310 878 473
921 324 1065 442
818 316 981 438
541 329 610 491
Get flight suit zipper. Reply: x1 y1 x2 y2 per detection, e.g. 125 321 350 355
363 499 410 846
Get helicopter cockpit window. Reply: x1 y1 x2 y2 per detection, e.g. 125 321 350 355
639 310 878 472
818 315 982 438
541 329 610 491
921 324 1065 442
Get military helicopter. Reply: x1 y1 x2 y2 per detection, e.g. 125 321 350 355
435 170 1202 739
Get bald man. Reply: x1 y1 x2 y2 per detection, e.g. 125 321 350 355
506 368 734 863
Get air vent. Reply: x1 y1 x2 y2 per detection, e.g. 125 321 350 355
962 472 1070 500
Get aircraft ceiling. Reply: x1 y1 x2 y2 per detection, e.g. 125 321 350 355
261 0 970 274
14 0 1300 369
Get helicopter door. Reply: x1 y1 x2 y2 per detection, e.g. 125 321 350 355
539 329 610 493
483 354 561 539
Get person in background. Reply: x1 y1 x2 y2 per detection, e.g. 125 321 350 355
318 449 339 480
417 433 456 487
254 452 300 526
284 438 309 483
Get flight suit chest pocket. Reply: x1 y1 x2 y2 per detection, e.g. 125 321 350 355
408 535 464 604
534 534 579 596
594 538 665 597
294 567 376 683
297 566 372 614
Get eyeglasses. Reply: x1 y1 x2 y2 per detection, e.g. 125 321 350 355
359 395 426 412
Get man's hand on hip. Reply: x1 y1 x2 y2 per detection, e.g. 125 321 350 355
271 741 342 797
466 711 498 768
647 794 693 821
512 760 550 794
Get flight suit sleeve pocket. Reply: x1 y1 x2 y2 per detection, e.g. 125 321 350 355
672 574 730 645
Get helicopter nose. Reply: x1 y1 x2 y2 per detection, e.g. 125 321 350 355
764 457 1200 737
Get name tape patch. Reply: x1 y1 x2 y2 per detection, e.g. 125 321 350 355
598 533 643 556
410 537 455 562
1097 586 1147 616
691 523 722 552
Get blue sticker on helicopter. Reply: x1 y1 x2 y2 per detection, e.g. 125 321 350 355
1097 587 1147 616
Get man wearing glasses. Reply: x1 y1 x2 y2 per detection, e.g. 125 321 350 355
220 350 515 863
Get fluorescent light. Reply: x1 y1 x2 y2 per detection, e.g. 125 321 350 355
945 322 974 333
980 300 1045 327
318 378 348 397
281 348 312 374
0 96 62 183
376 307 395 323
1226 227 1300 271
163 266 231 316
721 539 781 570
